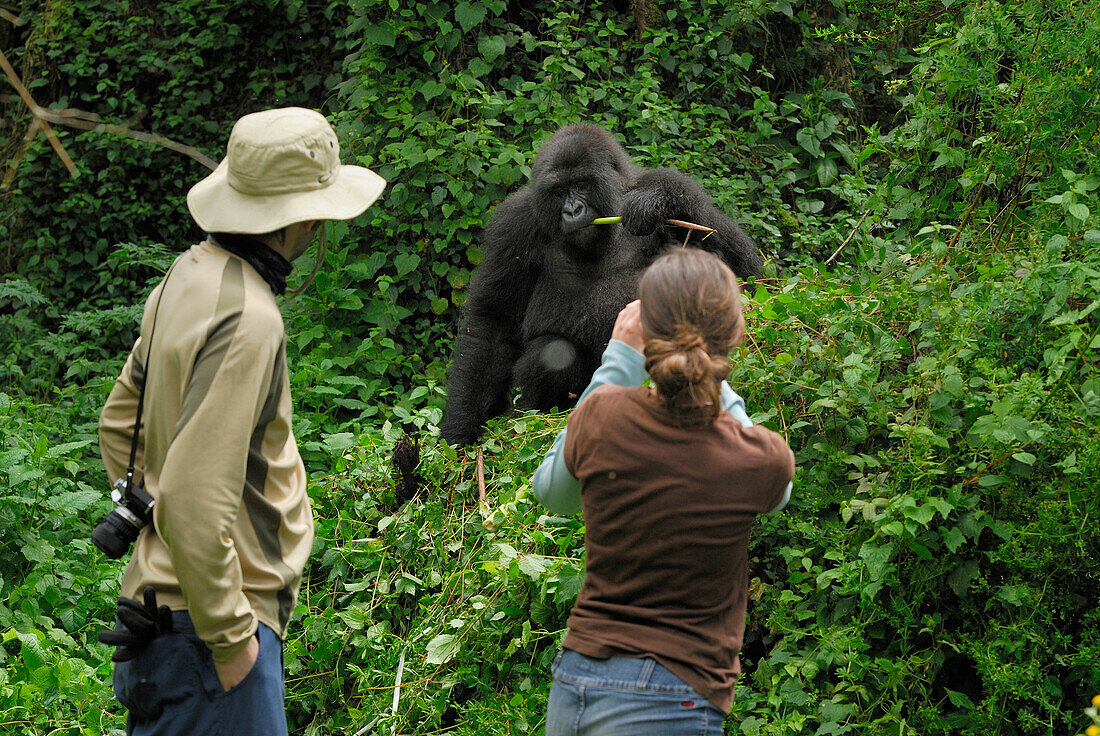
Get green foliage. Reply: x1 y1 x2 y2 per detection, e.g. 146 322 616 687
0 0 351 397
284 415 574 732
2 0 1099 734
0 389 121 731
722 242 1100 735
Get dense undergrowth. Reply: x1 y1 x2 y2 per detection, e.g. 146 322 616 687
1 0 1098 734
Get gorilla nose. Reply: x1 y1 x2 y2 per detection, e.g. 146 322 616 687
561 191 592 233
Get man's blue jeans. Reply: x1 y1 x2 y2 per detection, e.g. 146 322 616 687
546 649 727 736
112 611 287 736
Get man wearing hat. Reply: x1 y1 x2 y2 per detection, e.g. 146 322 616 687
97 107 385 734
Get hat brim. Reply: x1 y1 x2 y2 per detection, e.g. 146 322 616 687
187 160 387 234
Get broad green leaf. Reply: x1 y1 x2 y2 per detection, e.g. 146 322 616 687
45 490 100 514
858 541 894 580
948 559 980 597
943 527 966 553
478 35 506 61
796 128 823 158
46 439 94 457
945 688 976 709
363 23 396 47
426 634 458 665
17 630 47 672
336 605 372 629
394 253 421 277
322 433 356 452
454 2 486 32
816 158 839 187
419 80 447 102
516 554 548 579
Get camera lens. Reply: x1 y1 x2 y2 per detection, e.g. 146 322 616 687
92 510 141 559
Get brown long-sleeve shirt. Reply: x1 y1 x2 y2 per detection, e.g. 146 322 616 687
99 241 313 663
562 384 795 712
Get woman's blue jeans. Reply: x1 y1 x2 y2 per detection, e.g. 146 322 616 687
546 649 727 736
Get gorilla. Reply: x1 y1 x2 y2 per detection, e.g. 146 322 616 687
440 123 761 446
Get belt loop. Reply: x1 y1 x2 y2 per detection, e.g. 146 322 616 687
638 657 656 687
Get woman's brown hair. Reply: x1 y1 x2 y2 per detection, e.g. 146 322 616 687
638 248 744 426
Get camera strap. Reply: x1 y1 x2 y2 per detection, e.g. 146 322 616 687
123 261 178 498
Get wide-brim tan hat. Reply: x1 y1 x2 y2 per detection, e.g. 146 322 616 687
187 107 386 234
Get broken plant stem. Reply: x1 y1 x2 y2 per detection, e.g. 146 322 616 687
476 446 487 506
592 216 716 243
392 648 405 717
825 208 872 265
664 218 716 234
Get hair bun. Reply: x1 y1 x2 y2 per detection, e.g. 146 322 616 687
672 325 707 353
637 247 743 427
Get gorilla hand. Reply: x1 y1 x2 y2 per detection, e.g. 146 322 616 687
620 183 665 236
621 169 690 236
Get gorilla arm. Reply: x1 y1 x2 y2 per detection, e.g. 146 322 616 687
621 168 763 279
440 194 539 446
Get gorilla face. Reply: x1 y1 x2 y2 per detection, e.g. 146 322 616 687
529 125 636 257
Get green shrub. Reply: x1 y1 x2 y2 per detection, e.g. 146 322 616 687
1 0 1098 734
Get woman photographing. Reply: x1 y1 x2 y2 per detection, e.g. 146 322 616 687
533 247 795 735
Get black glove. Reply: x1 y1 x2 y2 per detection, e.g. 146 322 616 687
98 586 174 662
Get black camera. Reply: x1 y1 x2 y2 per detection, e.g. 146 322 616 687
92 478 155 559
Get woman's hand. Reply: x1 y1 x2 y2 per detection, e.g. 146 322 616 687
611 300 645 353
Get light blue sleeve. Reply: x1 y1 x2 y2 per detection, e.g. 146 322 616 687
720 381 752 428
531 340 647 515
722 382 792 514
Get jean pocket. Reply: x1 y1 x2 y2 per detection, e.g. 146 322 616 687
550 648 565 677
113 633 201 722
221 630 263 696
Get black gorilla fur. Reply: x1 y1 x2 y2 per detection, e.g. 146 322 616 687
440 123 762 446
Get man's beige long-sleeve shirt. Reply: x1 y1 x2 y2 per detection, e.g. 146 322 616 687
99 241 314 663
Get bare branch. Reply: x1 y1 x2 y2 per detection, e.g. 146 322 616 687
34 107 218 170
825 208 873 265
0 47 77 175
0 8 25 25
2 118 38 190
